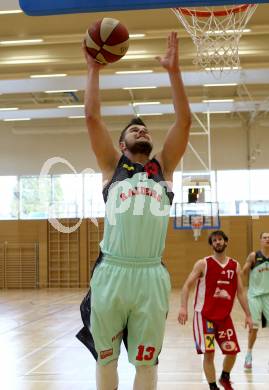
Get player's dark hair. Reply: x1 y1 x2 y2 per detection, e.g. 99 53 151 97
119 117 146 143
208 230 228 245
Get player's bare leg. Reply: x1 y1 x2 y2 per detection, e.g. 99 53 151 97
133 365 157 390
244 328 258 369
203 352 220 389
222 354 236 373
96 360 119 390
219 355 236 389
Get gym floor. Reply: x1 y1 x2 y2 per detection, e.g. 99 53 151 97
1 289 268 389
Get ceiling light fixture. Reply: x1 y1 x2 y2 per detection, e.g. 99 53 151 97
4 58 53 64
45 90 78 93
123 54 153 60
122 86 157 90
202 99 234 103
137 113 163 116
0 107 18 111
129 34 146 38
0 39 44 45
116 70 153 74
132 102 160 106
0 10 22 14
126 50 146 54
205 66 240 71
203 111 231 114
58 104 84 108
203 83 238 87
30 74 67 78
3 118 31 121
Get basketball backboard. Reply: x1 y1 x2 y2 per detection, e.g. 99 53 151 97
19 0 268 16
174 202 220 230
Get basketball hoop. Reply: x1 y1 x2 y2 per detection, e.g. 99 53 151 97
172 4 257 73
191 215 204 241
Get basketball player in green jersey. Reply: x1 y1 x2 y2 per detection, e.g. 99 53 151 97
79 32 191 390
242 232 269 370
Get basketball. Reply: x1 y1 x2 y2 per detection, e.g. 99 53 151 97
85 17 129 64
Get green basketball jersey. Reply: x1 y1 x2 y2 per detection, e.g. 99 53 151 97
100 155 173 261
248 251 269 297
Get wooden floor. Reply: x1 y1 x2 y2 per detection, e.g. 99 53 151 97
0 289 269 390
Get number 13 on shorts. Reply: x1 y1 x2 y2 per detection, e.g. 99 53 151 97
136 345 156 361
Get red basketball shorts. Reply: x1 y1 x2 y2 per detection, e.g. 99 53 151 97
193 311 240 355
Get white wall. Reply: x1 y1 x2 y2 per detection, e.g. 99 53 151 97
0 121 268 176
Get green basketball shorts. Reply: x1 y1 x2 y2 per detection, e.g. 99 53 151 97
248 293 269 328
90 256 171 366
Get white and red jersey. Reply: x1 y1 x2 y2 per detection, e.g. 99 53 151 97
194 256 238 321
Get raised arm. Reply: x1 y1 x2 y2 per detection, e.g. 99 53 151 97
83 43 120 177
237 263 253 330
178 259 205 325
155 32 191 178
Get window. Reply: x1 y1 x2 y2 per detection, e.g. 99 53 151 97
0 176 19 219
83 173 105 217
20 176 51 219
50 174 83 218
0 169 269 220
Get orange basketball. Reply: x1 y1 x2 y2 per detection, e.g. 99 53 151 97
85 17 129 64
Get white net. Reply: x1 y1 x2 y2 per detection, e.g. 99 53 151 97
172 4 257 73
191 215 204 241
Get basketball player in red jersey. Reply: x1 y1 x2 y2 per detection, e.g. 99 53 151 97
178 230 253 390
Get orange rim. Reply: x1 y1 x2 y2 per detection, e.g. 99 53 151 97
174 4 256 18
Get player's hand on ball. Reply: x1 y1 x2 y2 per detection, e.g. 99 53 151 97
82 41 105 69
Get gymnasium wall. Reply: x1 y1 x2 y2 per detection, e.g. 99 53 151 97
0 216 268 289
0 121 268 175
164 216 252 287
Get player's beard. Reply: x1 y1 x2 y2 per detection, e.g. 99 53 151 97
214 242 227 253
125 139 153 156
